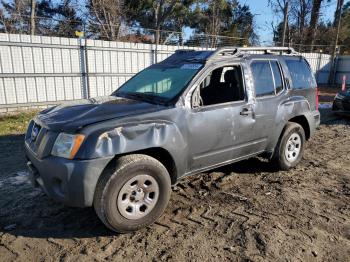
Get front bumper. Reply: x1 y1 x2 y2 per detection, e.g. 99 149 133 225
25 144 113 207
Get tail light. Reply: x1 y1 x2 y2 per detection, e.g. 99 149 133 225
315 87 319 110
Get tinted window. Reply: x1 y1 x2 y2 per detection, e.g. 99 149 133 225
115 65 201 101
285 59 315 89
251 61 275 97
271 61 283 93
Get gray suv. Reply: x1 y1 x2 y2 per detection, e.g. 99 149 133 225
25 47 320 232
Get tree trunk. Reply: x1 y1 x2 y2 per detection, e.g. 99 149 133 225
155 27 161 45
307 0 323 50
154 2 161 45
30 0 36 35
333 0 344 27
329 0 344 85
333 0 344 56
282 0 289 46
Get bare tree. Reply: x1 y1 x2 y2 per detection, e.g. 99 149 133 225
152 0 179 45
268 0 290 46
282 0 289 46
30 0 36 35
126 0 195 45
87 0 124 40
290 0 312 46
333 0 344 55
0 0 31 34
270 0 314 48
306 0 328 49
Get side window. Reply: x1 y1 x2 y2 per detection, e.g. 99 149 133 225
285 59 316 89
270 61 283 94
194 65 245 107
251 61 275 97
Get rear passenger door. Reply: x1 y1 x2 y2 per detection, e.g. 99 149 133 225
250 59 286 146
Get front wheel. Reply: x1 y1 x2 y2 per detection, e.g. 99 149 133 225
272 122 306 170
94 154 171 233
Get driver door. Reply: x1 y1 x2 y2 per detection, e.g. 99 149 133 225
186 65 260 172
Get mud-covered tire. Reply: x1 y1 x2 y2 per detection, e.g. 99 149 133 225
272 122 306 171
93 154 171 233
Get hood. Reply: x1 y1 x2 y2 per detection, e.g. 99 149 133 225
35 96 166 132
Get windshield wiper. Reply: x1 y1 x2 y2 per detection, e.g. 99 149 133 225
117 91 166 105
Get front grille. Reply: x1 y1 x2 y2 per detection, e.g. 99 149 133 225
30 123 41 142
25 121 58 159
26 122 45 155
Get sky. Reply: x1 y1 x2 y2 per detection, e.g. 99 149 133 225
30 0 347 44
244 0 341 44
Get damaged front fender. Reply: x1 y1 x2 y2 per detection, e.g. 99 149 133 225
77 119 188 178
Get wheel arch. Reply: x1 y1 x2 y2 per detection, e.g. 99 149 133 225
266 114 311 159
103 147 178 185
288 115 311 140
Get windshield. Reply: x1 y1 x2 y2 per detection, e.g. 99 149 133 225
114 64 202 103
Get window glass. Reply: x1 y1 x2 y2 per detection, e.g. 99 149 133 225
285 59 315 89
251 61 275 97
198 65 245 106
115 66 201 101
270 61 283 94
199 73 212 90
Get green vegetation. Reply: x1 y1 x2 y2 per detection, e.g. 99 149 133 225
0 111 38 136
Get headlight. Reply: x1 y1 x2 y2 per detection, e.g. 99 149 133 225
51 133 85 159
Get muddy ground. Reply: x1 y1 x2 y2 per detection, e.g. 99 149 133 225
0 107 349 262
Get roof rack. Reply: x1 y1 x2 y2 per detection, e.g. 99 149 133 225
174 49 196 53
209 46 299 60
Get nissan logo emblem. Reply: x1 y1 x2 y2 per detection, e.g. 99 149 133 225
31 125 39 141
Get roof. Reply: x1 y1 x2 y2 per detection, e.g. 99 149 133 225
156 47 301 68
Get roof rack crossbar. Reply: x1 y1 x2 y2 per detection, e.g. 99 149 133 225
209 46 299 60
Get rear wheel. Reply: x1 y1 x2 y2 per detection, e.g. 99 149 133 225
94 154 171 233
272 122 306 170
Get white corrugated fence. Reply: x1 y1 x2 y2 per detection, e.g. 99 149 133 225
0 33 347 112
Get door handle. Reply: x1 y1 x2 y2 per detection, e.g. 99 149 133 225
240 107 253 116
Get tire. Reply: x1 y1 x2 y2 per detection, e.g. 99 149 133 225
272 122 306 171
94 154 171 233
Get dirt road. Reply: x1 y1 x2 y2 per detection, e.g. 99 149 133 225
0 108 349 262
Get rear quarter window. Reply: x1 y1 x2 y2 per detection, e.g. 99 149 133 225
250 61 275 97
285 59 316 89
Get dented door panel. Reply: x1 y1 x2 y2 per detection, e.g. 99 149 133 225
186 101 257 171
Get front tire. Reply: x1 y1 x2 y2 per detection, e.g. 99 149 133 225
272 122 306 171
94 154 171 233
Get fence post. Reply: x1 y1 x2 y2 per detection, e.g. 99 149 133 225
84 38 90 98
316 50 322 84
155 42 158 64
333 55 339 87
79 37 90 99
328 46 340 87
151 42 158 65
